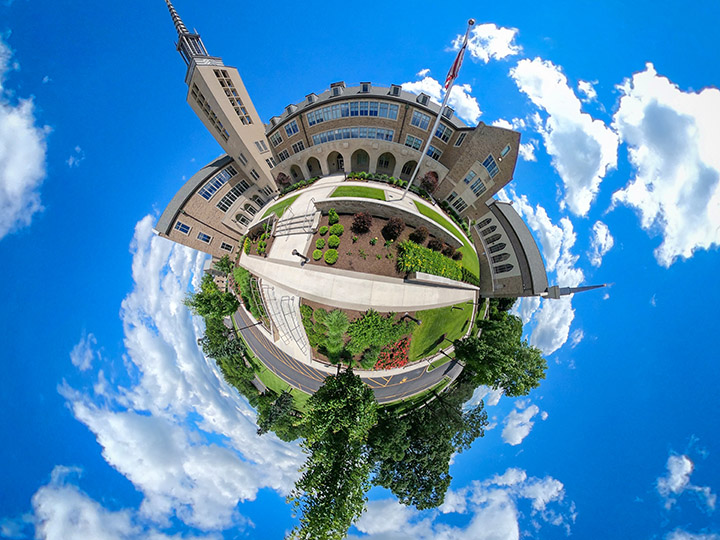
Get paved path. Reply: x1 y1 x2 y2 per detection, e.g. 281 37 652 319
233 307 464 404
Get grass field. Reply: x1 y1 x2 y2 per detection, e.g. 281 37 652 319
330 185 386 200
261 194 300 219
408 302 473 362
412 201 479 278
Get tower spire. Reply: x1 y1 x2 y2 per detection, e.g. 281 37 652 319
543 284 607 299
164 0 189 37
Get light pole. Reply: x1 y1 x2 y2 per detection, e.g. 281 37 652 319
292 249 309 264
402 312 422 325
235 320 262 332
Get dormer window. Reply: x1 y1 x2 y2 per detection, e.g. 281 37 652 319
442 106 454 119
306 93 317 104
330 81 345 97
417 93 430 106
389 84 401 96
285 104 297 115
360 82 371 93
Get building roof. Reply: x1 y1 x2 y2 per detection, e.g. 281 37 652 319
489 201 548 295
265 84 471 135
155 154 234 235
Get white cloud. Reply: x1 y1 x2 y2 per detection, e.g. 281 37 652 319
577 80 597 102
510 58 618 216
502 402 541 446
69 332 97 371
588 220 614 267
569 329 584 348
666 530 720 540
518 141 537 161
349 468 573 540
657 454 716 511
29 466 221 540
611 63 720 267
402 74 481 125
417 68 430 77
66 146 85 168
465 385 503 409
57 215 303 532
453 23 522 64
0 37 49 241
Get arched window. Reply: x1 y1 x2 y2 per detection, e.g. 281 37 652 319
252 195 264 207
485 233 501 244
488 243 506 253
477 218 492 228
494 264 514 274
481 225 497 236
491 253 510 263
235 213 249 226
244 204 257 216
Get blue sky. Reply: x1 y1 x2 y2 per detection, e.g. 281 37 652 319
1 0 719 538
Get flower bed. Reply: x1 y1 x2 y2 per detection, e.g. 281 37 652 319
375 336 411 370
396 240 463 281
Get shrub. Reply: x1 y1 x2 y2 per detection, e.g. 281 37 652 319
312 249 322 261
346 310 416 356
427 238 444 252
352 236 358 243
452 251 463 261
328 208 339 225
316 238 326 249
352 212 373 234
328 235 340 249
375 336 411 370
382 217 405 240
319 226 329 236
409 226 429 244
360 345 380 370
419 171 439 194
243 237 251 254
396 240 463 281
324 249 338 265
370 237 378 246
441 245 455 257
329 223 344 236
275 172 291 187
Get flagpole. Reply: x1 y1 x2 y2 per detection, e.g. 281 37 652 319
401 18 475 200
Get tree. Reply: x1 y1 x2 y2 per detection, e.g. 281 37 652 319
257 391 295 435
288 369 378 540
184 273 239 319
276 172 292 187
419 171 438 194
213 254 234 275
371 376 487 509
454 311 547 397
321 309 349 363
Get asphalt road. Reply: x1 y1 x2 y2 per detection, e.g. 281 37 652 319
233 308 464 405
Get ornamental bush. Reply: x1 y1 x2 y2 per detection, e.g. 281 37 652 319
346 310 416 356
396 240 463 281
328 235 340 249
408 226 429 244
419 171 439 194
319 226 329 236
324 249 339 265
452 251 463 261
316 238 326 249
427 238 444 252
312 249 322 261
352 212 373 234
328 208 339 225
329 223 344 236
382 217 405 240
441 245 455 257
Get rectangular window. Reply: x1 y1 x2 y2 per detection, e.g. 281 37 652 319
446 192 457 204
470 177 487 196
452 197 468 213
435 124 453 143
265 157 276 169
255 140 269 153
359 102 369 116
250 169 260 180
277 149 290 162
197 232 212 244
426 145 442 160
463 170 477 184
262 185 274 197
198 166 237 201
292 141 305 153
405 135 423 150
269 132 283 147
220 242 233 252
216 180 250 212
311 127 394 145
483 154 500 178
454 132 467 147
174 221 190 235
501 144 511 157
411 110 431 130
285 120 299 137
238 153 248 166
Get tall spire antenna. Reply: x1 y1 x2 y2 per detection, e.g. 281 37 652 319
165 0 189 36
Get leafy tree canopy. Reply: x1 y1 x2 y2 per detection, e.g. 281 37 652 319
184 273 239 320
213 254 234 275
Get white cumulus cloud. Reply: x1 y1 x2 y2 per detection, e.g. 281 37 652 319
402 74 481 125
453 23 522 64
502 402 541 446
611 63 720 267
588 220 614 267
510 58 618 216
0 36 49 241
666 530 720 540
657 454 716 511
69 332 97 371
577 80 598 103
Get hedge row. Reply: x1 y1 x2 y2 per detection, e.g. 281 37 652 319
396 240 463 282
346 171 432 201
279 176 320 196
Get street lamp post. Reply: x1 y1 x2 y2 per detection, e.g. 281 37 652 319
292 249 309 264
402 312 422 325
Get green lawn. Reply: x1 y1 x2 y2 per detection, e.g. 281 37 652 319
261 194 300 219
413 201 479 278
330 185 386 201
408 302 473 362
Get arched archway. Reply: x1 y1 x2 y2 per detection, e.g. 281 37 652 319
307 157 322 177
400 160 417 181
327 151 345 174
351 149 370 173
376 152 396 175
290 164 304 181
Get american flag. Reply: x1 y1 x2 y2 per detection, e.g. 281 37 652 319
444 31 470 89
